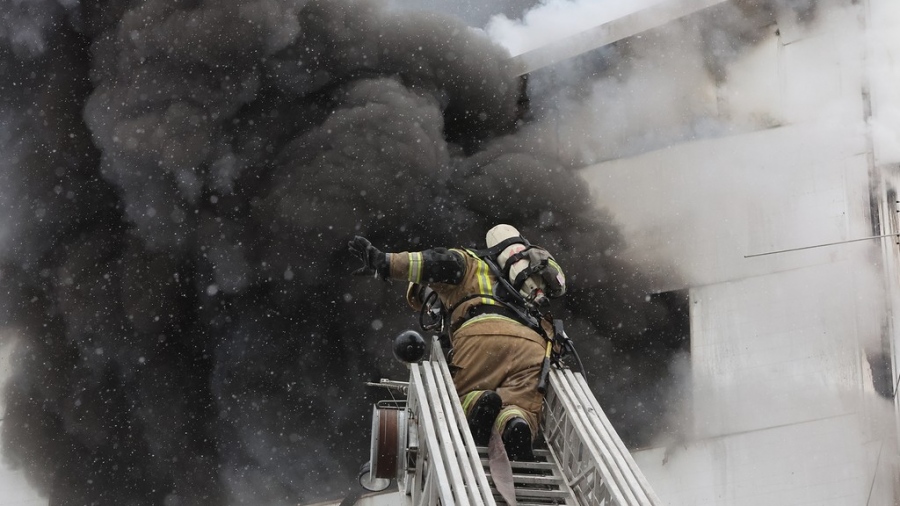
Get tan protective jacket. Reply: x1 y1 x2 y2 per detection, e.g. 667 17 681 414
388 248 550 346
388 247 562 436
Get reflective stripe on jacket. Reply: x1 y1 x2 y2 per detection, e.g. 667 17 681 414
388 248 547 345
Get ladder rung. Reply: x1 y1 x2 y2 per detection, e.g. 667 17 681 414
476 447 553 458
515 488 572 499
479 458 556 470
486 474 563 486
512 460 557 471
500 500 570 506
492 488 572 500
515 474 565 486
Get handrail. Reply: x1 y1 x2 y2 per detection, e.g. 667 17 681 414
542 367 662 506
395 336 660 506
402 338 497 505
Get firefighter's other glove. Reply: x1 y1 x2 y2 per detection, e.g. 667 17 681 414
348 236 390 279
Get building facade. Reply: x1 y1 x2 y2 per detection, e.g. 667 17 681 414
581 0 900 504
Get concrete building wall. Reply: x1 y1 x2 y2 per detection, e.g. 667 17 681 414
632 414 881 506
582 122 871 290
582 0 899 504
867 0 900 450
689 262 868 438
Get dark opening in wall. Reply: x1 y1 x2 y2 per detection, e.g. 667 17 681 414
865 348 894 400
647 289 691 353
600 288 692 448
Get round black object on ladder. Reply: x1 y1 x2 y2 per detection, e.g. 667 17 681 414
392 330 426 363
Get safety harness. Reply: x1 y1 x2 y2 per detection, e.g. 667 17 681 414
415 235 584 387
422 234 553 341
447 251 550 339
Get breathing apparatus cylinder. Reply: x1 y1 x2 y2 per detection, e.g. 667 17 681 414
486 224 551 307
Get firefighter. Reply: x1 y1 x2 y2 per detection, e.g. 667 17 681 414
349 225 566 461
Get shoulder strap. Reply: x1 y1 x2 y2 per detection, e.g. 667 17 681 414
473 254 550 340
470 235 530 260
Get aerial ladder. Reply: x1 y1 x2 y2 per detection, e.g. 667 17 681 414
359 335 662 506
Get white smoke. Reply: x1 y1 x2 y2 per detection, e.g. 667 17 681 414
486 0 663 55
867 0 900 165
547 20 723 164
489 0 899 502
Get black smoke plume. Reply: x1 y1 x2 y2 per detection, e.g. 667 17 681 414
0 0 687 504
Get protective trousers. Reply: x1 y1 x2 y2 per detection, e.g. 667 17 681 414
450 329 546 438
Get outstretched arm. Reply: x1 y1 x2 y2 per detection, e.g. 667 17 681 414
348 236 466 285
388 247 467 285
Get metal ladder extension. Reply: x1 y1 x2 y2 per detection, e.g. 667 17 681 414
390 337 661 505
541 368 662 506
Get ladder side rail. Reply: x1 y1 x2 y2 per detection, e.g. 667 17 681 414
549 368 635 505
402 409 419 498
540 386 584 505
543 384 584 502
430 343 497 505
528 458 581 506
566 370 663 506
553 368 640 505
565 370 650 506
416 465 429 506
410 365 458 506
408 378 425 506
544 382 611 505
417 463 436 506
542 373 607 504
597 481 612 505
558 393 612 506
408 381 426 506
421 361 475 506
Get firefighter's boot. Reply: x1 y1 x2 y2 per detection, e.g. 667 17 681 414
502 417 535 462
463 390 502 446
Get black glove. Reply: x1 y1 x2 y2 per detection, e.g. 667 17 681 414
348 236 390 278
